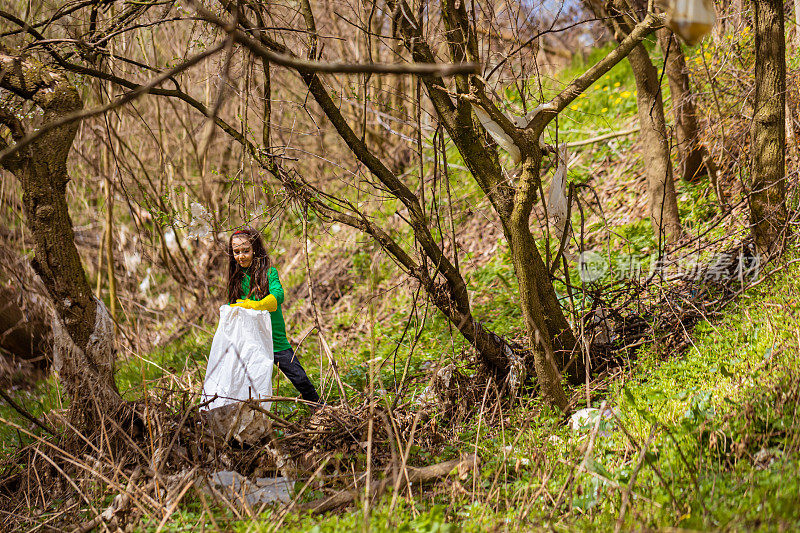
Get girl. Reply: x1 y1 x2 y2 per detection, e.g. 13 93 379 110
227 227 321 405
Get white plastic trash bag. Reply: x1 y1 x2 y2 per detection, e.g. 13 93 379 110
473 104 548 165
547 144 569 240
665 0 716 45
201 305 274 412
473 105 523 164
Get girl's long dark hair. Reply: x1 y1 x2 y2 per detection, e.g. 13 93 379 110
227 227 271 304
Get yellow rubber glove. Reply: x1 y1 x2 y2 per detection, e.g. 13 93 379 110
230 298 256 309
231 294 277 312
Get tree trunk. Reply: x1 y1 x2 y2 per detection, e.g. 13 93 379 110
627 43 683 244
657 29 708 183
389 0 584 387
795 0 800 48
0 53 123 430
750 0 788 255
504 157 569 410
104 176 118 327
584 0 682 243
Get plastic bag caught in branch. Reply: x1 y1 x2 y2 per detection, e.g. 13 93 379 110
664 0 716 45
546 144 570 243
164 227 178 252
473 105 522 164
187 201 212 239
473 103 551 166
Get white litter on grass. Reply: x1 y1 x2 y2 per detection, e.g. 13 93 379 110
570 407 619 436
416 364 455 405
206 470 292 506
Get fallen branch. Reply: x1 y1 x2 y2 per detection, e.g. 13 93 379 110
565 127 640 148
71 467 144 533
299 454 479 514
0 388 57 436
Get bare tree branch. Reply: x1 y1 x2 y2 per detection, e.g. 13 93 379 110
0 42 225 163
189 1 480 76
531 13 662 135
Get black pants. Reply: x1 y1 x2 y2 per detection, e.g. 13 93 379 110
274 347 320 403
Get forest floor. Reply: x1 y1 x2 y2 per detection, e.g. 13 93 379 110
2 34 800 532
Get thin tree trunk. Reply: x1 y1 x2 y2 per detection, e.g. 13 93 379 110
657 29 708 183
795 0 800 47
95 226 106 297
585 0 682 243
505 157 569 410
628 43 683 244
750 0 788 255
104 172 117 328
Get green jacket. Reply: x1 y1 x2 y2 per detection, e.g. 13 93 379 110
241 266 291 352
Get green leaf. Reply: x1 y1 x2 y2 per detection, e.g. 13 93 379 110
719 362 734 378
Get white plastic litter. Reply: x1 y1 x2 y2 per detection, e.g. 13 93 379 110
204 471 292 507
201 305 274 412
187 202 212 239
473 105 522 164
164 227 178 252
665 0 716 45
138 267 152 294
123 251 141 274
155 292 170 310
547 144 570 244
570 407 619 436
473 103 551 165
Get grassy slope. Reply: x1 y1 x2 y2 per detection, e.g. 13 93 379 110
228 255 800 533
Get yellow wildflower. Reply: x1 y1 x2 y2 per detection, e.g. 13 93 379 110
621 90 631 98
614 98 622 105
601 107 608 113
603 86 609 91
614 82 621 87
570 105 579 111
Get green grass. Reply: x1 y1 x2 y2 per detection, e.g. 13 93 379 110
0 374 63 452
